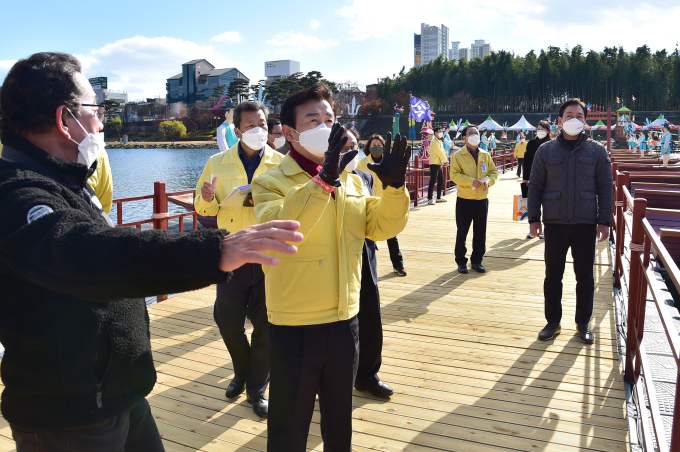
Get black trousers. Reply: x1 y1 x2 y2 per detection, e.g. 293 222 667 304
356 264 382 387
544 223 597 325
520 181 529 198
427 164 444 200
214 263 269 398
11 399 164 452
387 236 403 269
455 197 489 266
268 317 359 452
516 158 524 176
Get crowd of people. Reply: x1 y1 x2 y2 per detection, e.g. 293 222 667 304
0 52 614 452
626 126 674 165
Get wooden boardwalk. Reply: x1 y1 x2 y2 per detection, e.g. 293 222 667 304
0 172 628 451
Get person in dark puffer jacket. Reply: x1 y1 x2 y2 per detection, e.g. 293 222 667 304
528 98 613 346
0 52 302 452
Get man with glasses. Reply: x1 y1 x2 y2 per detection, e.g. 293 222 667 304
450 125 498 274
267 118 288 155
0 52 303 452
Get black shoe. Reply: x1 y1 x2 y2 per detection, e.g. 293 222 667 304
577 323 595 344
247 395 268 418
225 378 245 399
471 263 485 273
355 380 394 399
394 268 407 276
538 322 561 341
458 264 468 274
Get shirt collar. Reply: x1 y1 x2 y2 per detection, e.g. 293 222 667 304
238 143 263 161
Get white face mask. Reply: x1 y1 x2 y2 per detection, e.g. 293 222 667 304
467 134 480 147
68 109 105 168
436 133 443 139
239 126 268 151
562 118 584 136
273 136 286 148
537 130 548 139
343 151 359 172
294 123 333 157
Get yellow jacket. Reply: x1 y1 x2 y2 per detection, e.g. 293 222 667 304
252 154 410 326
428 137 448 166
87 151 113 215
357 154 384 197
450 146 498 200
514 141 527 158
195 143 283 232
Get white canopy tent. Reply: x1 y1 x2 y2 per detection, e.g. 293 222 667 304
508 115 536 131
477 116 504 131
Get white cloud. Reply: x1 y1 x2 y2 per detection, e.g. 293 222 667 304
211 31 244 43
310 19 322 30
75 36 239 100
0 60 17 84
265 32 338 56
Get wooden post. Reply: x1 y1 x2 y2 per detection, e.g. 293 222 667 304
414 156 420 207
670 370 680 451
606 107 612 151
624 198 647 382
153 181 168 231
614 174 625 287
116 202 123 226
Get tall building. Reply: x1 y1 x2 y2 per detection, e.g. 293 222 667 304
418 23 449 66
166 59 248 105
264 60 301 85
470 40 492 59
414 34 421 66
449 41 460 61
459 48 469 61
88 77 128 105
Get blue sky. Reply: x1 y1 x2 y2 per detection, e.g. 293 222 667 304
1 0 678 100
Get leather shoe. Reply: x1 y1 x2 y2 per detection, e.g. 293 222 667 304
471 263 485 273
538 322 561 341
355 380 394 399
225 378 245 399
577 323 595 344
458 264 468 274
247 395 268 418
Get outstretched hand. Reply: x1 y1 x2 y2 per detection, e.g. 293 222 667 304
366 132 412 189
318 123 349 187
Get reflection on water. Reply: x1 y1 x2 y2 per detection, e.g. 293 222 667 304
107 148 219 223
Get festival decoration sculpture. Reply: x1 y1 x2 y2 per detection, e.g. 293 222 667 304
346 97 362 118
393 104 404 136
216 104 239 152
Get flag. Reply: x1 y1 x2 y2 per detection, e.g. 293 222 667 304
586 103 592 112
632 95 637 101
409 96 431 122
616 97 620 103
633 115 635 121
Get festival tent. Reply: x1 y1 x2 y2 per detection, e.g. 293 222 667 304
648 114 677 129
590 120 615 130
508 115 536 131
477 116 504 130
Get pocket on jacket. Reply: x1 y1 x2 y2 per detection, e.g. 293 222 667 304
578 156 595 178
542 191 561 220
279 245 334 313
547 158 563 177
578 191 598 220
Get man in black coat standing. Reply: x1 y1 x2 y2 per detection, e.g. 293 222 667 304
0 52 302 452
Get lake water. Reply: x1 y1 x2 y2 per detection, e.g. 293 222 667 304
107 148 220 223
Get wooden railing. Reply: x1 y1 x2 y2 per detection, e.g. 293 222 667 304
613 173 680 451
405 155 451 207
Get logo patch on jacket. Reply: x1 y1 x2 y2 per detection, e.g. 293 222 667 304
27 205 54 224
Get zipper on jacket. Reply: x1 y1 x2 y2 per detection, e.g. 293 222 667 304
95 325 114 409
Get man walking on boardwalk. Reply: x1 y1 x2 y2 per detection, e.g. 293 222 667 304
450 125 498 274
528 98 613 345
195 101 284 418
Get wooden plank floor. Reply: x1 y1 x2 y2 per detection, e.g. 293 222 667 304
0 172 628 451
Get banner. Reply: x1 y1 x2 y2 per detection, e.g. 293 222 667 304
410 96 431 122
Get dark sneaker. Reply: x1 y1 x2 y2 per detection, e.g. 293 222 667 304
471 263 486 273
577 323 594 344
458 265 468 274
394 268 407 276
538 322 561 341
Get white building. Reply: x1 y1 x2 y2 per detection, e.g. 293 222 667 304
471 40 492 59
418 23 449 65
264 60 301 85
449 41 460 61
89 77 128 105
459 48 469 62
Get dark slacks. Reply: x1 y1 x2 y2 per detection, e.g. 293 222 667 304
356 255 382 387
268 317 359 452
11 398 164 452
427 164 444 200
520 181 529 198
386 236 403 269
214 263 269 398
516 158 524 176
455 197 489 266
544 223 597 325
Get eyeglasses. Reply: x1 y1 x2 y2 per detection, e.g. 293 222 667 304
81 104 105 121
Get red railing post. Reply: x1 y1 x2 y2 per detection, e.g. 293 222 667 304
606 107 612 152
413 156 420 207
153 181 168 231
624 198 647 382
501 154 506 174
116 202 123 226
614 173 627 287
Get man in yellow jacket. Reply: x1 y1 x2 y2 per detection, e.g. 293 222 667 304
194 101 283 419
252 83 410 452
514 133 527 178
427 127 449 205
87 150 113 214
450 125 499 274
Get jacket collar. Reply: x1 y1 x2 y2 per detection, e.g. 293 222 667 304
0 133 93 190
556 131 587 151
459 145 487 156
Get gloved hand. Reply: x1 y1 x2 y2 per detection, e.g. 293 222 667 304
367 132 412 189
318 123 354 187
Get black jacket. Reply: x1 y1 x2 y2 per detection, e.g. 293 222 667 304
0 134 230 430
353 169 378 286
523 135 551 182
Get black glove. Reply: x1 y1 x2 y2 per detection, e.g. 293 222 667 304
318 123 350 187
367 132 412 189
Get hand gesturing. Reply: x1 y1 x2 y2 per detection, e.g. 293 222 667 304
367 132 412 189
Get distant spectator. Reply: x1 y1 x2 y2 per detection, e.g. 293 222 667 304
522 121 552 239
267 118 288 154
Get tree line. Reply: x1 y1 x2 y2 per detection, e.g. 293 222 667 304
375 45 680 113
